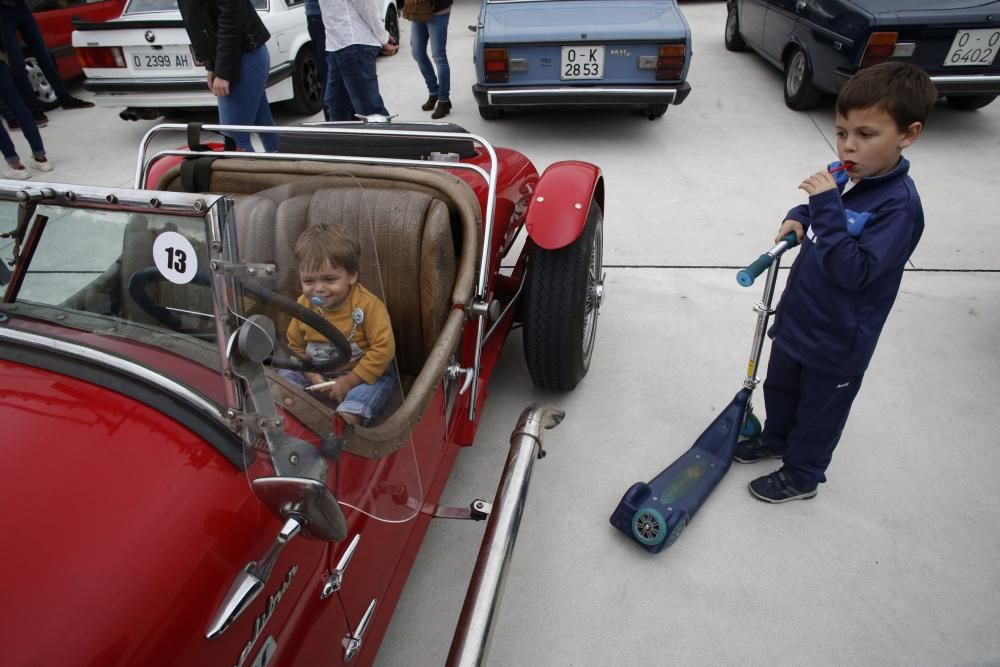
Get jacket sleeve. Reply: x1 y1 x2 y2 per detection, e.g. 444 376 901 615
785 203 810 229
806 189 917 292
352 300 395 384
213 0 243 82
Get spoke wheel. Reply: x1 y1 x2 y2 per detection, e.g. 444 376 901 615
287 48 324 115
523 202 604 391
632 508 666 546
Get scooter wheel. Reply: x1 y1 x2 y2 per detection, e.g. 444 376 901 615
632 508 666 546
740 413 762 439
665 515 689 548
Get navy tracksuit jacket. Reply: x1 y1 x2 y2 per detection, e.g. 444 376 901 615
763 157 924 486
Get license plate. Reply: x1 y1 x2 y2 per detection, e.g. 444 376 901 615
561 46 604 80
127 46 195 71
943 28 1000 67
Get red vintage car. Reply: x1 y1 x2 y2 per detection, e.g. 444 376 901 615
24 0 125 102
0 120 603 665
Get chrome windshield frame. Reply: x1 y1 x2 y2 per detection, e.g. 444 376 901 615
0 179 242 425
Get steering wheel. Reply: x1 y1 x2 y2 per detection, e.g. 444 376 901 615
127 268 351 373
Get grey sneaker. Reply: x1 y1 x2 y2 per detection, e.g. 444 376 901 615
733 436 784 463
748 469 817 503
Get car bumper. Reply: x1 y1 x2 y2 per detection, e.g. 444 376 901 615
834 70 1000 96
83 65 293 108
472 82 691 107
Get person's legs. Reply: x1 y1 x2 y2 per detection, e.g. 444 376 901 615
409 21 438 98
306 14 331 120
336 45 389 116
245 47 278 152
217 47 273 151
0 8 41 114
780 366 864 487
9 2 81 105
0 66 44 159
337 366 398 426
427 12 451 103
326 51 356 121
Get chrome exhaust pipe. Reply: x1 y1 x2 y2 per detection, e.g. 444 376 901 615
446 404 565 667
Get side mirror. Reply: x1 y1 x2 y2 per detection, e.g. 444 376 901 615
252 476 347 542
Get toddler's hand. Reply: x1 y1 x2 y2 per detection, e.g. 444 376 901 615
799 171 837 196
305 371 325 387
775 219 805 244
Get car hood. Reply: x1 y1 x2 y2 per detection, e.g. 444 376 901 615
483 0 689 43
0 359 264 665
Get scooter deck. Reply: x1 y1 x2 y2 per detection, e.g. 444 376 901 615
609 388 751 554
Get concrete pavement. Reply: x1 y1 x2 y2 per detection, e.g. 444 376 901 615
19 0 1000 664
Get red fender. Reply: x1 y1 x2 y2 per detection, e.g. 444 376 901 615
524 161 603 250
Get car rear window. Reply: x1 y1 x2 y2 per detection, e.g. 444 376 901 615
125 0 267 14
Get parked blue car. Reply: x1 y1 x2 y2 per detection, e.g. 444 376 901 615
472 0 693 120
725 0 1000 111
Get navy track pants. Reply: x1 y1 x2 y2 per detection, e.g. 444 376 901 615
760 343 865 487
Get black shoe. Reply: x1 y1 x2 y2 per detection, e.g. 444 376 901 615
733 436 784 463
431 100 451 119
421 94 437 111
59 96 95 110
31 111 48 128
40 100 60 111
748 469 817 503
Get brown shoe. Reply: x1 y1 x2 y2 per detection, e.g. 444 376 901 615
431 100 451 119
421 95 437 111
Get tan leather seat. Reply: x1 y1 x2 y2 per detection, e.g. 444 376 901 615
261 187 456 380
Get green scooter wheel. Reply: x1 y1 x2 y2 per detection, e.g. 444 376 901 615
741 413 762 439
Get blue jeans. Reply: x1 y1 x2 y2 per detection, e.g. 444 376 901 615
325 45 389 121
0 64 44 163
217 46 278 152
278 365 397 426
306 14 331 120
0 3 72 112
410 12 451 102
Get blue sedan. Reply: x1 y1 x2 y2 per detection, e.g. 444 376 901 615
472 0 692 120
725 0 1000 111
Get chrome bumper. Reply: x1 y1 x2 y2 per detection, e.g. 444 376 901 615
446 404 565 667
473 83 691 106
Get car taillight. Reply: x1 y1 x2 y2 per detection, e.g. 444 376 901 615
484 48 508 83
77 46 127 69
860 32 898 68
656 44 685 80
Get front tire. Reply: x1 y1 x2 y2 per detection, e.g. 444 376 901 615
286 48 324 116
523 201 603 391
724 4 747 52
947 95 996 111
783 47 822 110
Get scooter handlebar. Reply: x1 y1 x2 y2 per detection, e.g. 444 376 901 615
736 233 798 287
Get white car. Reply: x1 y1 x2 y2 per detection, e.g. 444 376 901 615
72 0 400 121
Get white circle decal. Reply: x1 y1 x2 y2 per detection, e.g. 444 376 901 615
152 231 198 285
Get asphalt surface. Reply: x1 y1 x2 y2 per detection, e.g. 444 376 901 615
22 0 1000 665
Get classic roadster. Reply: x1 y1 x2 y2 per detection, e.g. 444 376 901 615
0 120 604 665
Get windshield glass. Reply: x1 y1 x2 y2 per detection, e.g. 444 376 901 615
124 0 266 14
0 191 228 404
228 175 423 523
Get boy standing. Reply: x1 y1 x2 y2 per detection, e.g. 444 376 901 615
280 224 396 426
734 62 938 503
